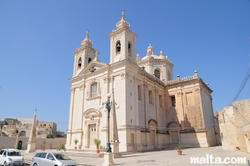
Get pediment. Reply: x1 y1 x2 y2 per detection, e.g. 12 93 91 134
78 60 107 76
148 119 158 126
167 121 181 128
83 108 102 118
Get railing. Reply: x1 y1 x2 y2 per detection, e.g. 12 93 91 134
165 74 199 86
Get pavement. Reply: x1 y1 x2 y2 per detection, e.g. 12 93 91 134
21 146 250 166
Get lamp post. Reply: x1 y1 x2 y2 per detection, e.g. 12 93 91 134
100 91 120 166
104 93 112 153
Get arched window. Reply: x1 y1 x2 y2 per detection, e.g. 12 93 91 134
116 41 121 54
128 42 131 55
78 57 82 68
88 57 92 64
171 96 176 107
149 90 154 105
154 69 160 79
91 83 97 98
20 131 26 136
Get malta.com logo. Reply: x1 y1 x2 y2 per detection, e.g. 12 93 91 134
190 154 248 165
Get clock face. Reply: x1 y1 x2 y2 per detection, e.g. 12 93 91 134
114 54 121 62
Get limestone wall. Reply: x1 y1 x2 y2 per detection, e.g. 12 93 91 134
219 99 250 154
180 132 208 147
218 106 240 150
0 137 66 150
201 88 214 131
232 99 250 153
125 129 170 152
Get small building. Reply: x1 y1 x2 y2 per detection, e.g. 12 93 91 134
37 121 57 138
0 118 60 138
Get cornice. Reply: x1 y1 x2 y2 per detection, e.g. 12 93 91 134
108 27 138 38
73 45 96 54
109 59 139 73
166 76 213 94
69 76 83 83
137 57 173 67
199 80 213 94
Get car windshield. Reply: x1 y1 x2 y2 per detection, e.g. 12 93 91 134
53 153 71 160
8 151 21 156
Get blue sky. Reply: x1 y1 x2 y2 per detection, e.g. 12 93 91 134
0 1 250 132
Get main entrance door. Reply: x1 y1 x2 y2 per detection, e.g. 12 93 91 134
88 124 96 148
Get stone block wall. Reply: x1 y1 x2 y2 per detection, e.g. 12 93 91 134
232 99 250 153
218 106 239 150
218 99 250 154
0 137 66 150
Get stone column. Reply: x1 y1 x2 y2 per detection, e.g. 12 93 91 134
25 111 37 153
110 84 121 158
102 153 115 166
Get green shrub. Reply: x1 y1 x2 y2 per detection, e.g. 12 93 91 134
59 144 66 151
94 139 101 148
47 134 54 138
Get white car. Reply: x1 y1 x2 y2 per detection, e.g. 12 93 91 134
31 152 77 166
0 148 24 166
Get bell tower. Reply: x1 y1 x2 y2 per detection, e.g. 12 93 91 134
73 31 98 76
109 12 138 64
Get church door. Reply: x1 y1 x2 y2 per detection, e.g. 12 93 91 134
88 124 97 148
171 131 179 144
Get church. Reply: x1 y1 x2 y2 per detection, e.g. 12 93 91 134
66 12 217 152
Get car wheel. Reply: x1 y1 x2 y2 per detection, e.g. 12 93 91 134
3 162 7 166
33 163 38 166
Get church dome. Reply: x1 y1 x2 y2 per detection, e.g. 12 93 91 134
146 44 155 56
141 44 155 60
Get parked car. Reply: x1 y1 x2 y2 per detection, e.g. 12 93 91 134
31 152 77 166
0 148 24 166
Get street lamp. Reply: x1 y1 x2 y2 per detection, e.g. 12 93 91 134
100 92 119 153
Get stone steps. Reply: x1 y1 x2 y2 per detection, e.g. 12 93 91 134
64 149 104 158
34 144 176 159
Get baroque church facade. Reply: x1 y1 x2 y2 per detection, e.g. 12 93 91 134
66 12 217 152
